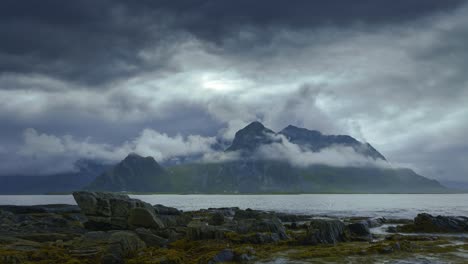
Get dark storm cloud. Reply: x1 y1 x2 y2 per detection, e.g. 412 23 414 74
0 0 178 85
134 0 464 40
1 0 468 183
0 0 463 85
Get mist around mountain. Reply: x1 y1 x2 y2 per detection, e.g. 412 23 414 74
0 122 449 194
83 122 448 194
0 159 111 194
439 180 468 191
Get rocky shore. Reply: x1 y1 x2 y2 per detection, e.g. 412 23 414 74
0 192 467 264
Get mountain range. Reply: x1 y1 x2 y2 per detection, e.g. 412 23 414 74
0 122 449 194
85 122 447 193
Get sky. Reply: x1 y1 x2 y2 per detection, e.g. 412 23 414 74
0 0 467 182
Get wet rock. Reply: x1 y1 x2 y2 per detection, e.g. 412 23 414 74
135 228 168 247
15 232 76 243
243 232 281 244
73 191 156 230
83 231 111 241
366 217 386 228
128 207 165 230
208 249 235 263
236 216 288 240
303 219 349 245
155 228 186 242
347 221 371 241
154 204 181 215
0 210 16 225
106 231 146 259
234 208 263 220
69 248 100 258
208 212 225 226
186 221 229 240
207 207 238 217
276 213 311 223
399 213 468 233
235 253 254 262
159 214 192 228
386 226 398 233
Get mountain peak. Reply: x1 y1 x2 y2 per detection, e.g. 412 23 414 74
242 121 267 131
123 153 157 163
87 153 166 192
226 121 276 152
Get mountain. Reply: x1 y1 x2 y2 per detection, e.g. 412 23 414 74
86 153 169 192
279 125 386 160
226 121 278 153
0 159 110 194
86 122 448 193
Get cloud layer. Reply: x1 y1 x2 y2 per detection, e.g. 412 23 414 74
0 1 467 182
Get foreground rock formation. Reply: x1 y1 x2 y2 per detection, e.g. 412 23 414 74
0 192 467 264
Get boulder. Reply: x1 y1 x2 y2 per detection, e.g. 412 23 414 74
72 191 156 230
303 219 349 245
399 213 468 233
347 221 371 240
128 207 165 230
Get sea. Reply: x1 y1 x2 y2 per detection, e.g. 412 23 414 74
1 193 467 219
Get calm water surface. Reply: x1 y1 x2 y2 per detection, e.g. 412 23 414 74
0 194 467 219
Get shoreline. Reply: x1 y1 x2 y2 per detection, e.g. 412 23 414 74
0 192 467 263
1 190 467 195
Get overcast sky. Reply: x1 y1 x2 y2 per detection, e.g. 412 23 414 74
1 0 467 182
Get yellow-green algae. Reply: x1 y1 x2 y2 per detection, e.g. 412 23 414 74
125 235 468 264
1 235 467 264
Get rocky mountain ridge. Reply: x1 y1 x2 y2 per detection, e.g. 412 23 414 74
85 122 446 193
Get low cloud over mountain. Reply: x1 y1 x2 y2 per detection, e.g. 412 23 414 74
1 1 467 182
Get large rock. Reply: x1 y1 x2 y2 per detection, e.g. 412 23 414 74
399 213 468 233
127 207 165 230
72 191 157 230
303 219 349 245
347 221 371 240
